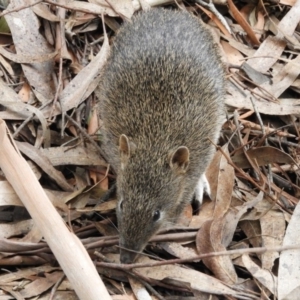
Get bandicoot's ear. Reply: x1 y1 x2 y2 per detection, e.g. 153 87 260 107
119 134 136 168
169 146 189 174
119 134 129 156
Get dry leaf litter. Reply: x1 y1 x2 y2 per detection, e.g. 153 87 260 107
0 0 299 299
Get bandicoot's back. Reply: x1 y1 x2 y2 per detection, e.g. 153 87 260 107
96 8 225 263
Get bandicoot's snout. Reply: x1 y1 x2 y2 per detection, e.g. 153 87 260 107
120 248 138 264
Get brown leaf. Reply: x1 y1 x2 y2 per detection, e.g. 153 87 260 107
206 144 234 213
242 254 277 294
240 62 270 85
213 145 235 219
227 0 260 46
0 219 34 239
19 271 63 298
258 54 300 98
189 199 214 228
130 255 249 298
198 5 231 37
5 0 56 103
128 276 151 300
16 141 73 192
94 199 117 213
226 82 300 115
160 242 198 260
41 28 110 118
221 41 244 67
232 146 295 169
102 0 134 20
246 0 300 73
278 199 300 299
94 221 118 236
32 3 60 22
40 145 106 167
112 295 135 300
196 220 237 285
260 209 285 270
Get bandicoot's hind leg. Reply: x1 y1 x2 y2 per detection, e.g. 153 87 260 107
192 174 211 211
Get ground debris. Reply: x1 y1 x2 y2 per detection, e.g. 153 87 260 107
0 0 299 299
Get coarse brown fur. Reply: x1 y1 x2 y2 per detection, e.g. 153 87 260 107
96 8 225 263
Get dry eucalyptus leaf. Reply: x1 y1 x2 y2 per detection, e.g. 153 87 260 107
205 144 233 207
247 0 300 72
242 254 277 294
16 141 73 192
0 53 14 76
189 199 214 228
0 265 60 283
213 145 234 218
94 222 118 236
0 46 57 64
102 0 134 19
0 98 50 146
255 54 300 98
278 200 300 299
111 295 136 300
41 31 110 118
18 82 31 102
40 145 106 167
32 3 60 22
4 0 55 103
227 0 260 45
226 83 300 115
65 189 91 209
37 290 78 299
160 242 198 260
0 219 34 239
0 79 33 120
196 143 237 284
128 276 152 300
280 0 296 4
196 219 238 285
19 271 63 298
133 256 252 298
260 209 285 270
240 62 270 85
93 199 117 213
0 180 71 216
223 35 255 57
232 146 295 169
0 180 23 206
20 223 43 244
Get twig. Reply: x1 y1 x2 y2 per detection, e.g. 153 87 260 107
12 99 53 139
64 114 104 156
195 0 231 33
95 252 177 299
268 137 300 149
271 164 299 173
230 73 278 103
0 0 42 17
96 244 300 270
49 274 65 300
249 96 273 191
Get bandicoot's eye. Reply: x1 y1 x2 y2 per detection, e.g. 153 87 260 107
153 210 160 222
